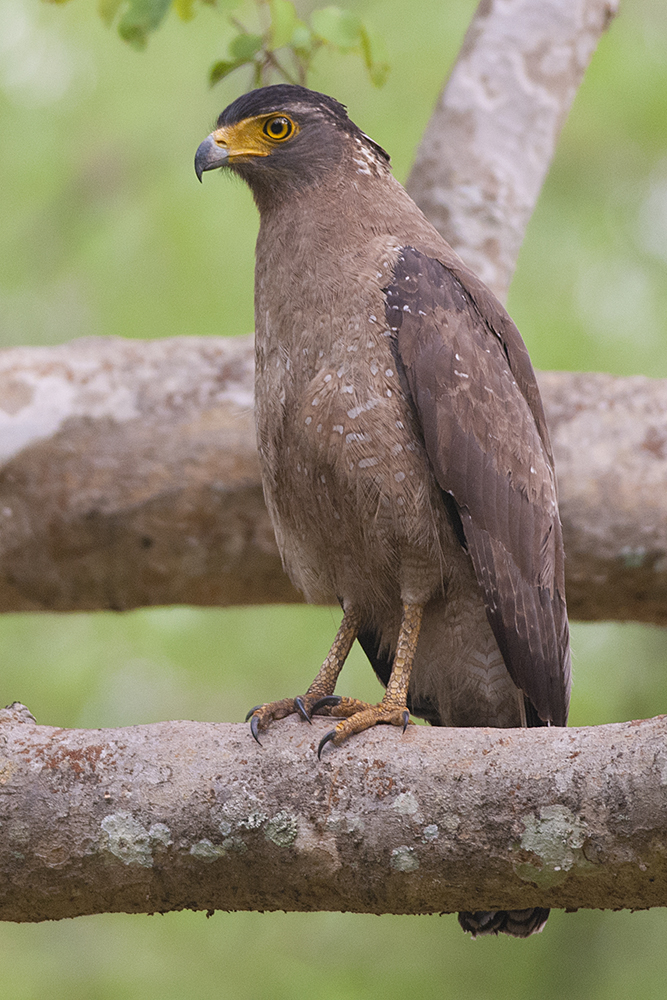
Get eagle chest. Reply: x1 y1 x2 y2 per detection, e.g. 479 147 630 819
254 291 446 598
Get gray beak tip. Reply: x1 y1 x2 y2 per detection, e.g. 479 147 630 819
195 134 229 183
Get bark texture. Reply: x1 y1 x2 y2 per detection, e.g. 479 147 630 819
1 702 666 923
0 335 666 622
539 370 667 623
406 0 619 301
0 335 299 612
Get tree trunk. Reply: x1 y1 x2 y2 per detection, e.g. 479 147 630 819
407 0 619 301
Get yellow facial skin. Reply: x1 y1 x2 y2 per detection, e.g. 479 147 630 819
211 114 299 162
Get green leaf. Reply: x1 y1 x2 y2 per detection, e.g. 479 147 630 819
310 6 361 51
173 0 195 21
117 0 171 48
359 25 389 87
269 0 297 49
229 32 263 61
209 58 246 86
97 0 123 25
290 21 313 55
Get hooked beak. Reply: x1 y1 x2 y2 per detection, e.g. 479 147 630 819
195 134 229 182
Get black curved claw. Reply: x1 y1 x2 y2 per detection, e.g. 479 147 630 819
250 714 262 746
309 695 342 715
317 729 338 760
245 704 263 722
294 696 312 723
401 709 410 733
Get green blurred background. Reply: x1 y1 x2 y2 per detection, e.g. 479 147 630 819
1 0 667 995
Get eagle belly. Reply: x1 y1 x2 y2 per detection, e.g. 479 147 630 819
254 286 524 730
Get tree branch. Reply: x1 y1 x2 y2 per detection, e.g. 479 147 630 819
0 335 665 622
406 0 619 301
3 0 660 931
1 702 665 923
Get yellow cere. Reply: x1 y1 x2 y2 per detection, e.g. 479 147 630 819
212 114 299 161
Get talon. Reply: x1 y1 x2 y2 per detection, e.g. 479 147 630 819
245 704 263 722
310 695 342 714
401 709 410 733
250 714 262 746
317 729 338 759
294 696 311 723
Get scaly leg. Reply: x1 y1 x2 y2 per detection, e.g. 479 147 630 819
247 608 361 744
317 602 424 757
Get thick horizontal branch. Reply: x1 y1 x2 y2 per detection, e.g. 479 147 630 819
0 335 666 621
1 702 666 922
407 0 619 301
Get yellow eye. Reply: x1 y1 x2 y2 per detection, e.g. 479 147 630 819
263 116 294 141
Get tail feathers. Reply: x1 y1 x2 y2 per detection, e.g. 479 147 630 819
458 908 550 938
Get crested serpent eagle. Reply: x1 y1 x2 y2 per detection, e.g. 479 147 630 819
196 85 571 938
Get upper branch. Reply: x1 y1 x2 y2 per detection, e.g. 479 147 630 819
0 335 665 622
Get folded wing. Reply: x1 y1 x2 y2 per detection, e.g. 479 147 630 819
387 247 570 726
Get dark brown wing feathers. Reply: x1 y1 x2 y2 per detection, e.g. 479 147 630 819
386 247 570 726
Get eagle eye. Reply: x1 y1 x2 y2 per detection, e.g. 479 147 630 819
263 116 295 141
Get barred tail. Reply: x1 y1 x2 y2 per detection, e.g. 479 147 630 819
458 908 550 938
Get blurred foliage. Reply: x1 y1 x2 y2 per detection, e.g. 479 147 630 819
1 0 667 994
96 0 174 49
209 2 389 89
45 0 390 86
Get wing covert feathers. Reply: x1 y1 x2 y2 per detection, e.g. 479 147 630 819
387 247 570 726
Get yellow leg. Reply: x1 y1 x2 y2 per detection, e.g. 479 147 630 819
317 602 424 757
247 608 361 743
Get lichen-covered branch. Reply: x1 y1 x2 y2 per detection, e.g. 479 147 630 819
0 335 665 622
1 702 665 923
406 0 619 301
